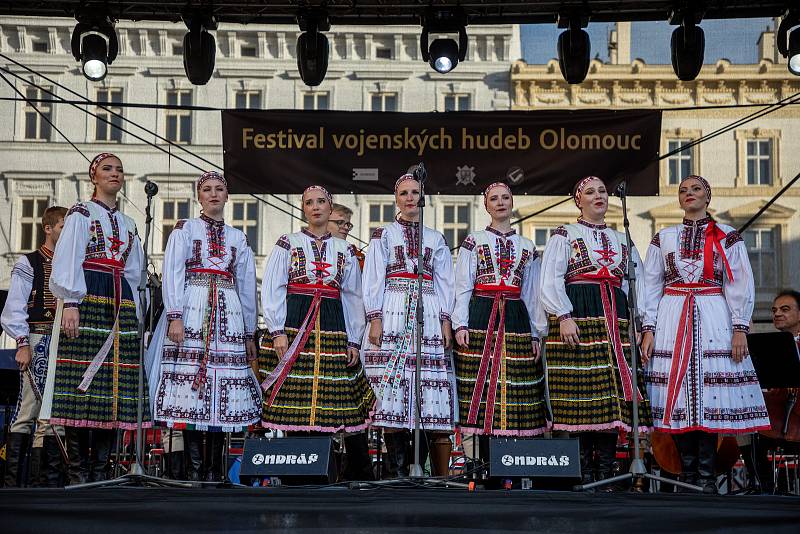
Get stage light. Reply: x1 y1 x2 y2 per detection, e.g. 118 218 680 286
71 15 118 82
296 9 330 87
670 14 705 81
182 11 217 85
557 14 591 84
777 11 800 76
420 8 468 75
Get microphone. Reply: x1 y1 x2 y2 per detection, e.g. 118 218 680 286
144 181 159 197
413 162 427 182
614 180 627 198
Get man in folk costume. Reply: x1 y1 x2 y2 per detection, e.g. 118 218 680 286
41 153 150 484
1 206 67 487
641 175 770 493
538 176 651 489
452 183 548 462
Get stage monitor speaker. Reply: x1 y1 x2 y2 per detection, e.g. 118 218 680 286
239 436 335 485
489 438 581 479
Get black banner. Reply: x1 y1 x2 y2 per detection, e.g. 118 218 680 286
489 438 581 478
222 109 662 196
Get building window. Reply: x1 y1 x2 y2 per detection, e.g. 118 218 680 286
368 202 396 235
23 86 52 140
95 88 123 142
442 203 471 249
32 40 49 53
532 227 551 252
744 228 778 289
303 92 329 110
235 90 262 109
444 94 470 111
746 139 773 185
667 140 693 185
231 200 259 253
172 43 183 56
240 44 257 57
375 47 392 59
161 199 191 249
165 89 192 143
19 198 49 251
371 92 397 112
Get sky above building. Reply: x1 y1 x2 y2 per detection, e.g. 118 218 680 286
521 18 775 65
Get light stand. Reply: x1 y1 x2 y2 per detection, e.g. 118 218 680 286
67 181 189 489
574 180 703 493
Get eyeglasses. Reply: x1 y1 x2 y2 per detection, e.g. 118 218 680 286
330 219 354 231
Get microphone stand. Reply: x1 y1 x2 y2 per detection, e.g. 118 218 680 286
68 181 190 489
575 180 702 493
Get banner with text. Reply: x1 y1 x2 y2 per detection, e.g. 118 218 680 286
222 109 662 196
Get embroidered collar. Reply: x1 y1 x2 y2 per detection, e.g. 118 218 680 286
302 227 331 240
396 214 420 227
486 226 516 238
200 213 225 227
682 215 712 227
577 218 607 230
39 246 54 260
91 197 118 214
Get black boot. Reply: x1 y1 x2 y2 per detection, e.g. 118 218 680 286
184 430 204 482
383 431 409 478
64 427 90 485
165 451 185 480
4 432 30 487
673 432 699 492
697 432 718 494
595 433 619 492
343 432 374 481
43 435 65 488
91 429 113 482
205 432 225 482
578 433 595 490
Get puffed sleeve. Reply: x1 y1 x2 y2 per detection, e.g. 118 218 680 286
1 255 34 347
50 205 91 305
642 232 665 332
433 232 455 322
451 235 477 332
236 233 258 341
521 249 544 339
123 221 145 321
161 221 190 321
261 235 290 338
362 228 388 322
340 245 366 348
722 231 755 332
538 227 573 322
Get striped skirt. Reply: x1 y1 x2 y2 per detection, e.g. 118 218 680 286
454 295 548 436
42 269 150 430
544 283 651 432
259 293 374 433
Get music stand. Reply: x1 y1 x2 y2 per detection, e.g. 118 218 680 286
747 332 800 389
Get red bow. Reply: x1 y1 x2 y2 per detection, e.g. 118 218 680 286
703 221 734 283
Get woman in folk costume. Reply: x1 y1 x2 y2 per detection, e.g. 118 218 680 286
41 153 149 484
641 175 769 493
537 176 651 488
452 182 548 450
260 186 374 434
146 171 261 482
362 171 456 478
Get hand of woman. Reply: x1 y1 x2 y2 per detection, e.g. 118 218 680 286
640 331 654 366
441 320 453 350
455 329 469 349
368 319 383 347
167 318 185 344
531 339 541 362
273 334 289 358
62 308 80 339
731 330 749 363
559 318 580 348
346 346 360 367
15 346 32 371
245 339 258 361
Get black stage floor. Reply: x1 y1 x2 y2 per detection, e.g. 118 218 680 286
1 486 799 533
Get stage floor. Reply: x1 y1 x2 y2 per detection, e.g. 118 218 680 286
1 486 798 533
